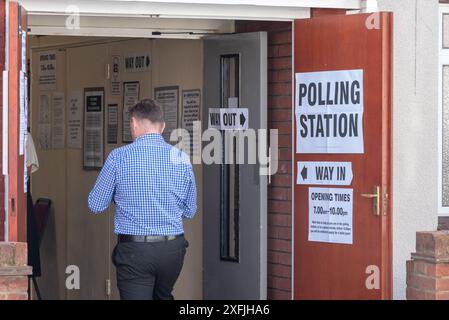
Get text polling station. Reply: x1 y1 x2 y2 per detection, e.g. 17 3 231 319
295 69 364 154
295 69 365 245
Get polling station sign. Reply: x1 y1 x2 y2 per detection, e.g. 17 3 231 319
295 70 364 154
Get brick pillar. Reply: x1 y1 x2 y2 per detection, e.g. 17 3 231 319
406 231 449 300
0 242 32 300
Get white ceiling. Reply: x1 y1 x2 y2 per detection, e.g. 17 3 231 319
21 0 362 38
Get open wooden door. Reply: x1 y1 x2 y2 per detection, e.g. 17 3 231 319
5 1 28 242
203 32 267 299
294 13 392 299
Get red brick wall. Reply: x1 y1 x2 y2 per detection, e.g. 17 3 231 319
0 242 32 300
235 21 293 300
406 231 449 300
0 1 5 241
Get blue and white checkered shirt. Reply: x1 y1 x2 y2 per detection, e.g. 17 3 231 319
88 133 197 236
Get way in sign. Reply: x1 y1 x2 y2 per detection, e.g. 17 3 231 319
315 166 346 181
297 161 353 186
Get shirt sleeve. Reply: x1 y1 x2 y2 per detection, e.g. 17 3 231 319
88 150 117 214
180 164 197 219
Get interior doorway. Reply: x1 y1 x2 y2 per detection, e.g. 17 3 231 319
27 28 269 299
28 36 204 299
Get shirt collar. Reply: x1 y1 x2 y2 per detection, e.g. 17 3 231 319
134 133 165 145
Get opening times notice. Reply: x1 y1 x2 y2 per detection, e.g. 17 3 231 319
308 187 353 245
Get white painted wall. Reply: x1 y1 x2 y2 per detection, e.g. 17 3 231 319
377 0 439 299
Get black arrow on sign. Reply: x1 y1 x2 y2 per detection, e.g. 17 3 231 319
240 113 246 126
301 166 308 180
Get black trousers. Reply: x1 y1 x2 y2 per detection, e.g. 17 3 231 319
112 235 188 300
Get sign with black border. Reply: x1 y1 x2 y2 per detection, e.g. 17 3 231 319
83 87 104 170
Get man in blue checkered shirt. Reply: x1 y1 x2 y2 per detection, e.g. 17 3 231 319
88 98 197 300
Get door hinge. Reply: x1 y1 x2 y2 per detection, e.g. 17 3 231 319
105 279 111 296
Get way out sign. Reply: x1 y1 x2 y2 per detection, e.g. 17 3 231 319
295 69 364 154
297 162 353 186
208 108 249 130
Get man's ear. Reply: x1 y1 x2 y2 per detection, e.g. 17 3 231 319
159 122 166 134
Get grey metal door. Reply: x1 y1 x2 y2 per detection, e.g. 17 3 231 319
203 32 267 300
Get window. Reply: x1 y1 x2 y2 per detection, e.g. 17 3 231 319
220 54 240 261
439 5 449 215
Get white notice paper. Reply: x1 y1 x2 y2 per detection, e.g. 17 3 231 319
155 86 179 143
123 82 140 142
38 94 51 149
182 89 201 155
51 93 65 149
295 69 364 154
39 50 57 90
124 53 150 72
107 104 119 144
208 108 249 130
19 72 27 155
111 55 121 96
67 90 83 149
297 161 353 186
84 90 104 168
24 135 28 193
21 31 26 73
308 187 353 244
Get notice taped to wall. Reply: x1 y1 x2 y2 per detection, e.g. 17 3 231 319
38 94 51 150
123 81 140 142
51 92 65 149
308 187 353 244
21 31 26 73
155 86 179 143
19 71 27 155
182 89 201 154
111 55 121 96
295 69 364 154
67 90 83 149
124 53 150 72
208 108 249 130
107 104 119 144
297 161 353 186
84 88 104 169
39 50 57 90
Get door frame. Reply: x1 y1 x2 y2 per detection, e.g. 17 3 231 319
4 1 27 242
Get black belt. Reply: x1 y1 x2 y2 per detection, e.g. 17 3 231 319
118 234 183 243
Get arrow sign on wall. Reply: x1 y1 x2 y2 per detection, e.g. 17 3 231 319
208 108 249 130
297 161 353 186
301 166 308 180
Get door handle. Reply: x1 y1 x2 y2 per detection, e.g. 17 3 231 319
361 186 380 216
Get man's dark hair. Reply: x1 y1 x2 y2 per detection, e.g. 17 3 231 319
129 98 164 123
